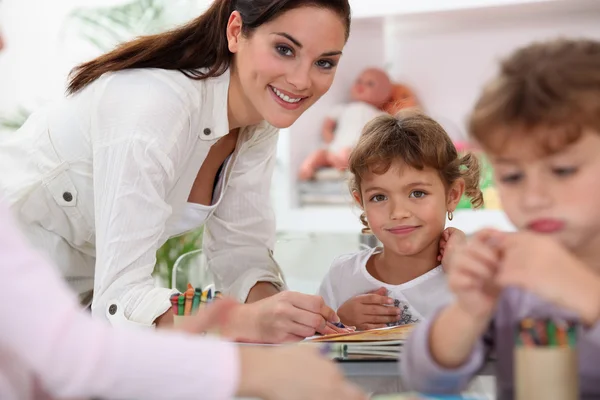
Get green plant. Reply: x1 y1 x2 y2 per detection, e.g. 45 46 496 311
456 150 497 210
65 0 170 52
0 106 31 132
155 227 205 288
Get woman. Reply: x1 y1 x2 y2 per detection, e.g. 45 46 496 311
0 0 350 343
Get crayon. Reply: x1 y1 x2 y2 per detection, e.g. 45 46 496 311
519 331 535 347
178 294 185 316
567 323 577 347
534 319 548 346
192 288 202 312
204 284 215 303
521 318 539 345
555 319 568 347
201 289 208 305
214 291 222 300
184 286 194 316
170 293 179 315
547 319 558 346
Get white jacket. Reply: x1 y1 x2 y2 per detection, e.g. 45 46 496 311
0 67 285 327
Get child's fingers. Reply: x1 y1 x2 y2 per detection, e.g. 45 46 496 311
441 229 450 241
464 245 498 273
359 293 395 305
449 271 484 292
366 287 389 296
456 255 496 281
361 304 400 316
449 257 495 293
473 228 505 248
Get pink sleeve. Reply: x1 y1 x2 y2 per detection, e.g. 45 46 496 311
400 308 485 394
0 204 239 400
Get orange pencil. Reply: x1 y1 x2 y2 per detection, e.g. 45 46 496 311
556 320 568 346
184 286 194 316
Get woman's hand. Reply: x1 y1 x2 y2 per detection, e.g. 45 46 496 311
225 291 352 343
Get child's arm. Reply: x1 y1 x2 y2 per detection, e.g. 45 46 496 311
401 306 491 393
0 205 367 400
401 230 501 393
429 302 492 368
0 206 239 399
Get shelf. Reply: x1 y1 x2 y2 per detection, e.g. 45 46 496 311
276 206 514 235
349 0 590 19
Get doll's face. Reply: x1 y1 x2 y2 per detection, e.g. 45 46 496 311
350 68 392 108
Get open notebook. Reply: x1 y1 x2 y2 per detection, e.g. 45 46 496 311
304 324 416 360
305 324 415 342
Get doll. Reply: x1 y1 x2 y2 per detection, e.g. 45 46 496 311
298 68 393 181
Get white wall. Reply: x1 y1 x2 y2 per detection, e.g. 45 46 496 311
384 1 600 139
288 17 386 184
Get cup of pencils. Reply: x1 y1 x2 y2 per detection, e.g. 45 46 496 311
514 318 579 400
170 282 223 327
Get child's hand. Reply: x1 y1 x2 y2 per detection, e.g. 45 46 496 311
438 227 467 269
447 229 502 320
337 287 400 330
237 345 367 400
496 231 600 326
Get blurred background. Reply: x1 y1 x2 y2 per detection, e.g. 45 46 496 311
1 0 599 295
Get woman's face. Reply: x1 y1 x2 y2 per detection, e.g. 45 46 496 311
227 6 347 129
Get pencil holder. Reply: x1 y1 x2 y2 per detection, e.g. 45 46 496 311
514 318 578 400
169 282 223 328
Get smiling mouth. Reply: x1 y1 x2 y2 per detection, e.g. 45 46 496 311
269 85 307 104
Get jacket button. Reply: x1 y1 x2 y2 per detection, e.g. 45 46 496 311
203 128 211 135
108 304 117 315
62 192 73 202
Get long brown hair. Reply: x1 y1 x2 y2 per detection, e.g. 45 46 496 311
67 0 351 95
349 110 484 233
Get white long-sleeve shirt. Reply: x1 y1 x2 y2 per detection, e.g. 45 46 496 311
0 202 239 400
0 67 285 327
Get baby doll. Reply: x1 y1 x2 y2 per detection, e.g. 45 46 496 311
298 68 392 181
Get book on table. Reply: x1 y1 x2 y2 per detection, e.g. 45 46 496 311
303 324 415 360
